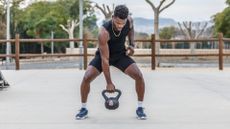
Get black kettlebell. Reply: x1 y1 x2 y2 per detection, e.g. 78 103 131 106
102 89 122 110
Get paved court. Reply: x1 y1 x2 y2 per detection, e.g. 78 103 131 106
0 68 230 129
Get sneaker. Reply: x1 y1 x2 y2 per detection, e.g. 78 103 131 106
136 107 147 120
75 108 88 120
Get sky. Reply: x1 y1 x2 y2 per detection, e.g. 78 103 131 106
91 0 227 22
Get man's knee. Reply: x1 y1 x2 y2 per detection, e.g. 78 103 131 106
133 72 144 81
82 68 99 83
83 74 93 83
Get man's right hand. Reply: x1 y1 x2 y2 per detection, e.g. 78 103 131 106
106 83 115 93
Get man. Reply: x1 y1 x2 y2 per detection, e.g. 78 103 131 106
76 5 146 120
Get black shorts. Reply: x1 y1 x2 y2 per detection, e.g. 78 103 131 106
89 55 135 73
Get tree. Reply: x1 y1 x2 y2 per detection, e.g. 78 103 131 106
213 0 230 49
17 0 97 53
159 26 175 39
11 0 27 36
0 0 25 36
57 0 79 49
178 21 208 53
145 0 175 53
178 21 208 39
0 0 7 39
213 0 230 37
135 32 150 48
0 0 25 55
58 0 94 49
227 0 230 5
94 3 114 21
18 1 75 53
159 26 176 48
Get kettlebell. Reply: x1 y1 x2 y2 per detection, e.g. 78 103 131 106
102 89 122 110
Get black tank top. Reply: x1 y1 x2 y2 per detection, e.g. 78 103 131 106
96 20 130 60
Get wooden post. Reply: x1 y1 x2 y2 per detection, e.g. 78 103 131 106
83 34 88 70
15 34 20 70
151 34 156 70
218 33 223 70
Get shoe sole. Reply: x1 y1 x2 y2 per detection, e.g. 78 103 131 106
136 116 147 120
76 115 88 120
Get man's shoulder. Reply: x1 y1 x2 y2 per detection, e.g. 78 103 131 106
98 26 110 40
127 16 134 29
128 15 133 21
100 26 109 34
102 20 112 28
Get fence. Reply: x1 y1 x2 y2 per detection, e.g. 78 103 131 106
0 33 229 70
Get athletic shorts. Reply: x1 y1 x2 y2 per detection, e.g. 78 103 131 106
89 54 135 73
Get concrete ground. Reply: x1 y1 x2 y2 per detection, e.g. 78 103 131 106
0 68 230 129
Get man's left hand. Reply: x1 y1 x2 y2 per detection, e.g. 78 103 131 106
126 45 134 56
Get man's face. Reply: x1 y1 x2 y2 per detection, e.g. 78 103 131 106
112 16 127 31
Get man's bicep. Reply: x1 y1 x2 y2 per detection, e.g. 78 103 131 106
127 16 134 38
98 40 108 56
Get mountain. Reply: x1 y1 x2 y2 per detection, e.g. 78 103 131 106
97 17 212 35
133 17 177 34
96 17 177 33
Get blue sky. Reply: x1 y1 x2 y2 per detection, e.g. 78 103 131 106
92 0 227 22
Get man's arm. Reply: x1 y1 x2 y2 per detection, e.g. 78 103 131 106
127 16 135 56
98 27 115 92
128 16 135 47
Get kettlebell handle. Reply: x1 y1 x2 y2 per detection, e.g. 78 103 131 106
102 89 122 100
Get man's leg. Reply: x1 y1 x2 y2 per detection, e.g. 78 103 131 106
80 65 101 103
124 63 147 120
113 56 145 106
124 63 145 102
76 65 100 120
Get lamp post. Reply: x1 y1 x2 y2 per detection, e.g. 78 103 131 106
51 31 54 54
79 0 83 70
6 0 11 66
